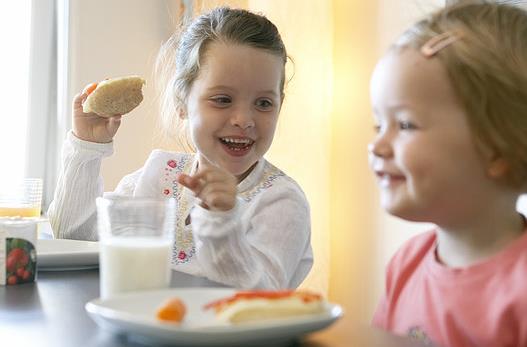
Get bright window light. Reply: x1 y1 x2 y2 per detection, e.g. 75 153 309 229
0 1 31 182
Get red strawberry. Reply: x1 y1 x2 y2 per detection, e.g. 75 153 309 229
6 248 27 272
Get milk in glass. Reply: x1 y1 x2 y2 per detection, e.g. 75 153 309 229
99 236 171 299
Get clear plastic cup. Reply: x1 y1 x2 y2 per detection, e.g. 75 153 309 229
0 178 43 218
96 196 176 299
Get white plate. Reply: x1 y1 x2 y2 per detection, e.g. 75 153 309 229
37 239 99 271
85 288 343 346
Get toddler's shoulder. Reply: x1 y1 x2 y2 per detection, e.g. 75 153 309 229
384 230 436 291
389 231 436 269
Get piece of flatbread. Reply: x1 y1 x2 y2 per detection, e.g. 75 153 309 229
204 290 325 324
82 75 145 116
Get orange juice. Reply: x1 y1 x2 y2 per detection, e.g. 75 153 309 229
0 205 41 218
0 178 43 218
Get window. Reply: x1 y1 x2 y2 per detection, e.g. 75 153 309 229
0 1 32 182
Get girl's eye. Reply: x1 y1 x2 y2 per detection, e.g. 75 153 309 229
399 121 416 130
210 96 231 106
255 98 273 110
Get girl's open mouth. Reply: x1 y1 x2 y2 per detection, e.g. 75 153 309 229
219 137 254 156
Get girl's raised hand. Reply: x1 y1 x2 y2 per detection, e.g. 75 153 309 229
176 162 237 212
72 86 122 143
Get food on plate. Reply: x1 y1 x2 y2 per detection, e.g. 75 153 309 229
203 290 324 324
82 75 145 116
156 297 186 323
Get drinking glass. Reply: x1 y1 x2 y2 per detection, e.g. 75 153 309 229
0 178 43 218
96 196 176 299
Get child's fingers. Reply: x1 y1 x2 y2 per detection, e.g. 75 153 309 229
194 179 237 211
192 168 236 186
73 92 93 118
176 172 236 211
175 173 202 194
201 192 233 211
108 115 122 125
107 115 122 133
197 187 236 211
73 93 85 111
198 182 235 201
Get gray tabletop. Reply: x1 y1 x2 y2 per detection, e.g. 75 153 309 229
0 269 428 347
0 269 227 347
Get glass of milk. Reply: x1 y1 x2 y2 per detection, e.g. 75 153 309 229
96 196 176 299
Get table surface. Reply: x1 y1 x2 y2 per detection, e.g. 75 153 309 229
0 269 426 347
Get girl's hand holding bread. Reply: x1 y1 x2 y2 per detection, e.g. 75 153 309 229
72 75 145 143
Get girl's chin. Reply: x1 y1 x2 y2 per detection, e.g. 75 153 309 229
381 197 406 216
383 202 427 222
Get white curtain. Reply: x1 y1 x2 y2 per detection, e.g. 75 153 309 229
25 0 69 211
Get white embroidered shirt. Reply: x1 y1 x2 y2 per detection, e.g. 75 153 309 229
48 132 313 289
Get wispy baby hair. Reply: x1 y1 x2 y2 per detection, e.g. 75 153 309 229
395 1 527 189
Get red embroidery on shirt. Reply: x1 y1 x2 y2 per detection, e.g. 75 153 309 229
162 155 196 265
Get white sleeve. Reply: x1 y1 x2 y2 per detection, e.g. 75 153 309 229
190 184 312 289
47 131 141 240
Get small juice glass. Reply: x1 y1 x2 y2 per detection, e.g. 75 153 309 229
0 178 43 218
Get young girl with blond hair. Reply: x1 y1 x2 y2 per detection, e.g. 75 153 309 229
369 2 527 346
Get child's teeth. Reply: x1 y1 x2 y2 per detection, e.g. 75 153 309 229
222 137 252 144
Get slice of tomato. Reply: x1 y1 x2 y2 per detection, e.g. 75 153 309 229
203 290 321 311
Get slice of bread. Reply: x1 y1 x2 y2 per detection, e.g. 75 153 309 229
204 290 325 324
82 75 145 116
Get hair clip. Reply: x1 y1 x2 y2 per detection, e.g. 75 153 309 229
420 31 461 58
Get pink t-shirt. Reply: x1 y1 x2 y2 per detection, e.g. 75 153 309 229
373 229 527 347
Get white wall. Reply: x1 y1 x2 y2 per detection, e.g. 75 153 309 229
67 0 177 189
248 0 333 295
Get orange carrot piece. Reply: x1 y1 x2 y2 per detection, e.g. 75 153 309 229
84 82 98 95
156 297 186 323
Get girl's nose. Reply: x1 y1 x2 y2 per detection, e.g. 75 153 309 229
368 135 392 158
231 107 255 129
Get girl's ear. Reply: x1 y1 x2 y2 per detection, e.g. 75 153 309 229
487 157 509 179
178 107 187 120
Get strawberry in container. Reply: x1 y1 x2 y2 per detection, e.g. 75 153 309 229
0 218 38 285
